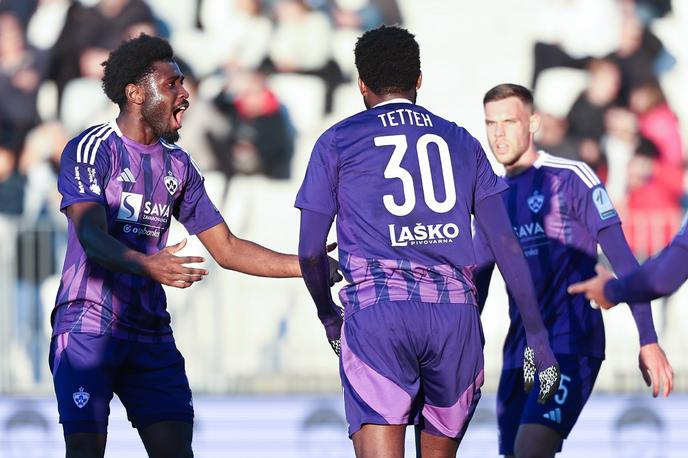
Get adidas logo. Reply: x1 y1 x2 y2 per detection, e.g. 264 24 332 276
543 408 562 424
116 168 136 183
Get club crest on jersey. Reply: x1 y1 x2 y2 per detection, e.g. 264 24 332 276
164 172 178 195
527 190 544 214
73 387 90 408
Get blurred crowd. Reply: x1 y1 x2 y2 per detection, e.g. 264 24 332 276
529 0 685 260
0 0 403 224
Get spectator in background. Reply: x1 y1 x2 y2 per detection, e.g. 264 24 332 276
608 3 673 105
261 0 346 113
199 0 272 73
212 70 294 180
0 146 24 216
567 59 621 144
326 0 403 31
563 58 624 181
49 0 157 110
629 81 684 168
0 10 48 153
624 138 682 258
534 112 580 161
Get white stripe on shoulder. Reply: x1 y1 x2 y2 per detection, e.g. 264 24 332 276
538 153 600 188
79 124 112 165
87 127 114 165
542 155 600 185
75 124 106 163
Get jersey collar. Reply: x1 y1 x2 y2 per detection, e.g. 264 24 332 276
372 98 414 108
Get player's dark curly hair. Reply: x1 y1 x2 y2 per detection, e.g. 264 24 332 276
101 34 174 107
354 25 420 95
483 83 534 109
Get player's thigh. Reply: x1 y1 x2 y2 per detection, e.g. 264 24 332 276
138 420 193 458
516 354 602 455
352 424 406 458
64 432 107 458
49 332 119 435
340 301 423 438
418 430 460 458
496 367 527 456
116 340 194 431
419 303 484 441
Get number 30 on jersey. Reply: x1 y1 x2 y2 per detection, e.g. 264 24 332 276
375 134 457 216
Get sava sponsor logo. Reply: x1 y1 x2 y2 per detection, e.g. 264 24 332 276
513 221 545 239
116 192 171 224
123 224 161 238
388 222 459 247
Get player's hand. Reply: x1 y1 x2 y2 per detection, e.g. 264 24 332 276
523 344 561 404
144 238 208 288
567 265 616 310
639 343 674 398
320 301 344 357
326 242 344 286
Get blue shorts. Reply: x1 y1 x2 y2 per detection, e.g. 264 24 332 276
497 354 602 455
340 301 484 440
49 332 194 435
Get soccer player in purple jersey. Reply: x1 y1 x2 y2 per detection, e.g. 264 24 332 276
473 83 674 458
569 217 688 310
51 34 332 458
296 26 561 458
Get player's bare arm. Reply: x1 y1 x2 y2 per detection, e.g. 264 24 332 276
67 201 208 288
196 222 300 277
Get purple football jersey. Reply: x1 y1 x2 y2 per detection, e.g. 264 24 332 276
54 121 223 342
295 100 507 317
474 152 618 368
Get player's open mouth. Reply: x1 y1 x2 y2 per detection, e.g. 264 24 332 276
172 102 189 129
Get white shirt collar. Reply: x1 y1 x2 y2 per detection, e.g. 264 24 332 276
372 98 414 108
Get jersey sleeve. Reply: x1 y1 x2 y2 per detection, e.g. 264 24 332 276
472 220 495 266
473 138 508 207
294 128 338 217
174 156 224 235
58 136 110 212
569 167 621 237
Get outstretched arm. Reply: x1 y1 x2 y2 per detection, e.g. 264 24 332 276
67 201 207 288
569 241 688 307
474 191 559 403
197 221 301 277
597 225 673 397
606 242 688 304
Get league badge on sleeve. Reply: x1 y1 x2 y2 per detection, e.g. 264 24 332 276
73 387 90 408
592 187 617 220
164 172 179 196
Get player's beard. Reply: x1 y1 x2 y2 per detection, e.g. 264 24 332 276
141 99 180 143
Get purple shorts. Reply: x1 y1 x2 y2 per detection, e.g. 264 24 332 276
340 301 484 439
49 332 194 435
